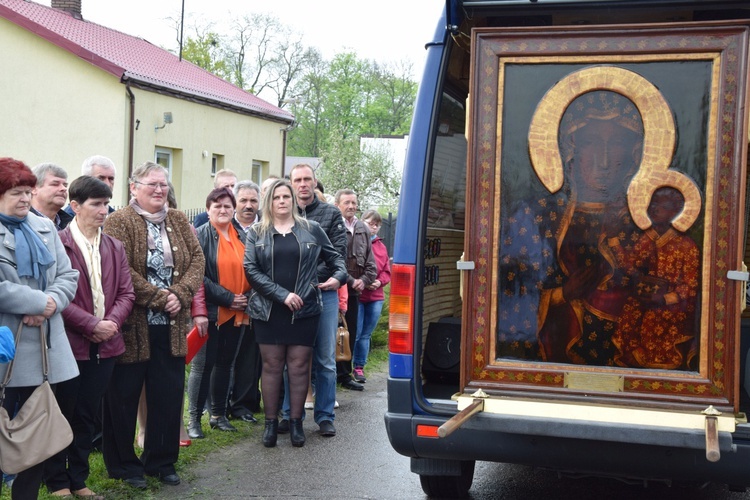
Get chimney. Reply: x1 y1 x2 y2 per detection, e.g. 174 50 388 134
50 0 82 19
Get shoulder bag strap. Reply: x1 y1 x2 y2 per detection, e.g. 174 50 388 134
40 322 49 382
0 322 24 404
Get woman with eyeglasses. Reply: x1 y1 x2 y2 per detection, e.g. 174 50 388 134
102 162 205 489
353 210 391 383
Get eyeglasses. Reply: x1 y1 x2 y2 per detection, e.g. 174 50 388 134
135 181 169 191
365 220 381 229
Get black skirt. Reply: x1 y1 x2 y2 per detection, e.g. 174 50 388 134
254 232 319 346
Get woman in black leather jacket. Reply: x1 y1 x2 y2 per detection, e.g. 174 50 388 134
244 179 346 448
187 187 251 439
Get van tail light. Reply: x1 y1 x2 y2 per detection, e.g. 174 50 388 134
389 264 415 355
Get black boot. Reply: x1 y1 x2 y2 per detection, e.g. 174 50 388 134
209 415 237 432
290 418 305 447
263 419 278 448
187 419 204 439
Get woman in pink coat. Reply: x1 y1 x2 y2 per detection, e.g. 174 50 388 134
353 210 391 382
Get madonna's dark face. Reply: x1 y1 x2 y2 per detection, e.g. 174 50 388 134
572 120 641 202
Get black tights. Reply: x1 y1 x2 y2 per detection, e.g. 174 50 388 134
259 344 312 420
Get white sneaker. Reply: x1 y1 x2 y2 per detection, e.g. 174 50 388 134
334 400 340 409
304 401 314 410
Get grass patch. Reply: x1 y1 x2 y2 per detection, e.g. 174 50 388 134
0 393 261 499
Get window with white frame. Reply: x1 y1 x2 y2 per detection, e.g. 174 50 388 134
155 148 172 180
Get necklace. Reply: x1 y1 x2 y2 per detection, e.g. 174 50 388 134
275 223 293 236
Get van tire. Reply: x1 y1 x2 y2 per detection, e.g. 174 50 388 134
418 460 475 498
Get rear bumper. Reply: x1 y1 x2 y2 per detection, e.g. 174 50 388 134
385 378 750 486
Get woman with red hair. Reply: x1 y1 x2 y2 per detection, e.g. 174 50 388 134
0 158 79 499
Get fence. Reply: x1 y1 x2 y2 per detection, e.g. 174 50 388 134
379 213 396 257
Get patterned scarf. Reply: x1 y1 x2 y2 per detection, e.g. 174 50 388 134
0 212 54 289
129 198 174 268
69 218 105 319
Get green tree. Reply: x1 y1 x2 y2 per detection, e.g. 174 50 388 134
364 61 417 135
318 125 400 213
180 27 230 79
288 52 416 157
285 53 328 157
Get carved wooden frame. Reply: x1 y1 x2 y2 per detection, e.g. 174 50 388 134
463 21 750 412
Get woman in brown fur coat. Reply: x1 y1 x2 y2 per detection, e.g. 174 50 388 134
101 162 204 489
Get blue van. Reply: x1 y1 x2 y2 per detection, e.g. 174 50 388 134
385 1 750 497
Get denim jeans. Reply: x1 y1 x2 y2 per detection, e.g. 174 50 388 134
354 300 384 368
282 289 338 424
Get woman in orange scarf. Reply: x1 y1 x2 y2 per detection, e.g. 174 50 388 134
187 188 251 438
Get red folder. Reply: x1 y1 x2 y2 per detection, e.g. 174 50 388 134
185 325 207 364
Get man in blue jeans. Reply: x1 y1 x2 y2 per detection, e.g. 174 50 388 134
279 164 351 437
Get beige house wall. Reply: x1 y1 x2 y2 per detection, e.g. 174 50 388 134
134 91 286 210
0 18 130 204
0 18 286 209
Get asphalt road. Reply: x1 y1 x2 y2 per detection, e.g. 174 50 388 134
159 368 750 499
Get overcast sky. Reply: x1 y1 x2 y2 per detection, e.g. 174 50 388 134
45 0 442 82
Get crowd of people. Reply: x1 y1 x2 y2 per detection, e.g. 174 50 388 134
0 157 390 499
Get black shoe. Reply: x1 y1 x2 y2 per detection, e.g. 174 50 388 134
159 473 181 486
341 379 364 391
263 419 278 448
232 413 258 423
209 416 237 432
277 419 290 434
290 418 305 447
187 420 204 439
319 420 336 437
123 476 147 489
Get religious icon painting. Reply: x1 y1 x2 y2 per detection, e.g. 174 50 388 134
461 21 750 412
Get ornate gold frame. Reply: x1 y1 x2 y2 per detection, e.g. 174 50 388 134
463 22 750 412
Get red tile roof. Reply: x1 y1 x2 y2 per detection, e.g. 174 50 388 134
0 0 294 123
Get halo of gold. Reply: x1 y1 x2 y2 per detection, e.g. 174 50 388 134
527 66 701 231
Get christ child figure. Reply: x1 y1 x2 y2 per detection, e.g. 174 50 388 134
611 186 700 370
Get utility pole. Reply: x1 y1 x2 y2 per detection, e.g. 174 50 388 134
178 0 185 61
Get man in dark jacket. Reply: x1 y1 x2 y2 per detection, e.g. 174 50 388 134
228 180 262 421
280 164 350 438
335 189 377 388
31 162 73 231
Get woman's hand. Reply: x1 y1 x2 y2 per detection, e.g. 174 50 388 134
164 292 182 317
284 293 303 312
42 296 57 318
193 315 209 337
91 320 119 343
317 278 340 291
230 294 248 311
22 314 46 327
367 279 381 290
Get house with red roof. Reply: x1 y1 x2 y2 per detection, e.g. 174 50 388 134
0 0 294 208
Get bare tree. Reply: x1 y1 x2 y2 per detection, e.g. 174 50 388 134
270 37 319 108
225 13 283 94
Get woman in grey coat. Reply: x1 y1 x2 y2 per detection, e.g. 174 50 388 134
0 158 79 499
